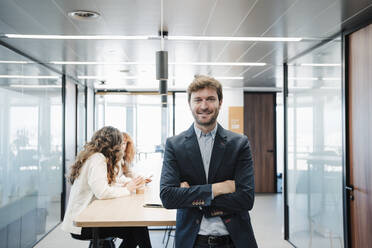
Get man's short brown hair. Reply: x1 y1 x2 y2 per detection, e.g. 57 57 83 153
187 75 223 103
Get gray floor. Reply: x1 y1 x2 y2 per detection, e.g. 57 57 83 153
34 194 292 248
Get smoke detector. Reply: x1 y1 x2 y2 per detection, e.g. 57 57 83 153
68 10 100 20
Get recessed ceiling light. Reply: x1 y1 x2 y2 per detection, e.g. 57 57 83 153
68 10 100 20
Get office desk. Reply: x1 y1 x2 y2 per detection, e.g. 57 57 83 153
74 185 176 247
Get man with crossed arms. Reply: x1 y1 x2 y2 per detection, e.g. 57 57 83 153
160 75 257 248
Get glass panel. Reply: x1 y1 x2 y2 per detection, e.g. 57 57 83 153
287 38 344 247
276 92 284 192
76 85 86 153
95 93 174 161
0 45 62 248
174 92 194 135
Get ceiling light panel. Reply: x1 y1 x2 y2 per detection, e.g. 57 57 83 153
170 62 266 66
168 36 302 42
300 63 341 67
9 84 61 88
4 34 151 40
3 34 302 42
51 61 142 65
0 60 30 64
0 75 59 79
51 61 264 66
78 75 138 80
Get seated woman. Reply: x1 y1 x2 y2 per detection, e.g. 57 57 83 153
116 132 152 188
61 126 152 248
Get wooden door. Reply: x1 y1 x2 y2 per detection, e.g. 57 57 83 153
348 23 372 247
244 93 276 193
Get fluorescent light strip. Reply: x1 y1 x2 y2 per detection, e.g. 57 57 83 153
0 75 59 79
5 34 150 40
0 60 29 64
300 63 341 67
51 61 142 65
78 76 138 80
287 77 341 81
168 36 302 42
170 62 266 66
214 76 244 80
169 76 244 80
322 77 341 81
85 75 243 81
10 84 61 88
288 77 318 80
4 34 302 42
52 61 264 66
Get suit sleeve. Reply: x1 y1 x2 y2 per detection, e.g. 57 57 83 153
160 138 213 209
206 137 255 214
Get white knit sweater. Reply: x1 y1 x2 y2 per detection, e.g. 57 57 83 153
61 153 130 234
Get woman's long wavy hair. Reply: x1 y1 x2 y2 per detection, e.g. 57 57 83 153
68 126 124 185
121 132 136 177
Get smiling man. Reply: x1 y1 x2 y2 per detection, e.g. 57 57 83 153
160 75 257 248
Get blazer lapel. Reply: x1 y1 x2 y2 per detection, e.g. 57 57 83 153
184 125 207 184
208 124 227 183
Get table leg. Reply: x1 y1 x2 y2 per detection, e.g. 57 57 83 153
92 227 99 248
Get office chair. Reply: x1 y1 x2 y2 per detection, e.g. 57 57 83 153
162 226 175 248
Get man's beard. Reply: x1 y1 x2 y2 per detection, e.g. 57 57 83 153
192 108 219 127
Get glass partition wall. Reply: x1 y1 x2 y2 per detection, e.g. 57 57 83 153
0 46 63 247
286 38 344 247
95 92 174 161
76 84 87 153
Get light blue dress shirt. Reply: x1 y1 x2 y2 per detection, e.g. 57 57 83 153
194 123 229 236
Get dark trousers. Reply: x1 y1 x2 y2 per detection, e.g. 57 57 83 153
194 244 235 248
71 226 152 248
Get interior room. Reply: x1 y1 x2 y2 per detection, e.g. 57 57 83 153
0 0 371 247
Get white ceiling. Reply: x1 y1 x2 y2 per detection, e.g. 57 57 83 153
0 0 371 90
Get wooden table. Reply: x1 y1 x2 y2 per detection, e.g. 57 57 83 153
74 184 176 247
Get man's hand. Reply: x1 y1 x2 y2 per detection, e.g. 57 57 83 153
180 181 190 188
212 180 235 197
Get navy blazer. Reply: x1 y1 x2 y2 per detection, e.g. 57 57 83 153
160 124 257 248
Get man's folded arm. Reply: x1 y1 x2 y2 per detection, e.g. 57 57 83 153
160 139 213 209
203 138 255 215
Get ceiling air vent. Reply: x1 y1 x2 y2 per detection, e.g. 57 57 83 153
68 10 100 20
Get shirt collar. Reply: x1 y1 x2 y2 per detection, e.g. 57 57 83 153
193 123 218 139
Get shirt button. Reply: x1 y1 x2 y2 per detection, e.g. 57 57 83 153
196 219 200 224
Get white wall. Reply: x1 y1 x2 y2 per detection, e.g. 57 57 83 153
217 88 244 129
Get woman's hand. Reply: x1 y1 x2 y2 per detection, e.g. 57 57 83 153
144 174 153 183
126 176 145 192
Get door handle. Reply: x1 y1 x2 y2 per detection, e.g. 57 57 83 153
346 185 354 201
345 185 354 191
